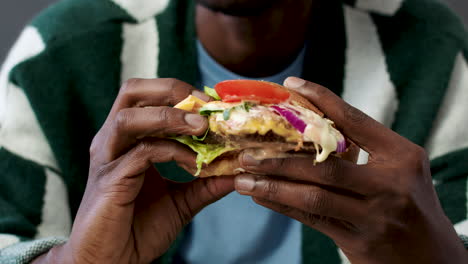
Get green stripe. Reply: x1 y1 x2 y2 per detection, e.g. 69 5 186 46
0 148 46 238
10 23 123 218
31 0 133 43
436 178 467 224
302 2 346 97
464 47 468 64
371 0 462 145
432 148 468 182
302 226 341 264
155 0 198 183
342 0 357 7
432 148 468 224
156 0 199 85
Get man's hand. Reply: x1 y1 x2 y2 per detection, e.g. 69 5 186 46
234 77 468 263
34 78 234 264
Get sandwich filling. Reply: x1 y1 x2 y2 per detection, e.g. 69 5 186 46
175 96 345 176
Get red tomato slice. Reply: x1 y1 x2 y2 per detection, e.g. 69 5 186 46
214 80 290 104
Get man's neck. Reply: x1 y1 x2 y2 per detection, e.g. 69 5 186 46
195 1 318 78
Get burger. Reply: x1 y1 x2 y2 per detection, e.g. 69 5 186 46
174 80 351 177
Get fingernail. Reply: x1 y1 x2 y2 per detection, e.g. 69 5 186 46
192 90 210 102
242 154 261 167
284 77 306 89
185 113 206 128
235 175 256 193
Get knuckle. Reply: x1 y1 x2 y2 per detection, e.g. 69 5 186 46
203 178 222 200
321 158 341 183
162 77 178 86
310 83 328 97
139 141 177 163
136 140 156 155
98 173 142 205
406 146 429 170
266 158 287 171
114 109 132 132
304 189 327 214
92 162 117 185
261 180 280 200
166 78 192 104
89 135 100 156
120 78 140 91
156 106 173 128
343 104 367 126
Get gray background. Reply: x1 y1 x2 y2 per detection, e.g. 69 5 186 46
0 0 467 62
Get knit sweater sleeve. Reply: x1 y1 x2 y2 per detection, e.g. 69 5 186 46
0 26 72 262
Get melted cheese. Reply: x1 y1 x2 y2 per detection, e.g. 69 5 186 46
286 104 344 162
209 106 302 142
206 102 345 163
174 95 207 112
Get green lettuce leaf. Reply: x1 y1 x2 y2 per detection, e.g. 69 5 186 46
173 136 234 176
199 107 223 116
204 86 221 100
192 128 210 141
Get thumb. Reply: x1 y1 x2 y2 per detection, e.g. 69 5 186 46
181 176 235 214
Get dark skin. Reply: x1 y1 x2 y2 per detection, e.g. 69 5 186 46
33 0 467 263
196 0 316 77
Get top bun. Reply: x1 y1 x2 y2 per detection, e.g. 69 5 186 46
287 88 324 117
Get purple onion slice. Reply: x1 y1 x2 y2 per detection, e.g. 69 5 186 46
271 106 307 133
336 139 347 153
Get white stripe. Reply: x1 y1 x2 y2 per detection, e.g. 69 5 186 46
0 84 59 170
121 18 159 82
111 0 169 22
454 176 468 235
425 53 468 160
0 26 45 129
35 169 71 239
455 220 468 235
0 234 20 249
355 0 403 15
338 249 351 264
342 6 399 165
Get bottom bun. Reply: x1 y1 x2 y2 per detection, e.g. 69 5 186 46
197 143 359 178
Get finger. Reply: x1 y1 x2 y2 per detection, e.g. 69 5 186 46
253 197 357 243
283 77 404 155
113 139 198 180
101 107 207 161
110 78 210 117
175 176 236 218
95 140 198 205
235 174 367 222
240 153 381 195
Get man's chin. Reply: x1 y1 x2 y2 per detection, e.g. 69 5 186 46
195 0 281 17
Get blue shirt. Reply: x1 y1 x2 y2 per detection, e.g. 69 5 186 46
177 41 306 264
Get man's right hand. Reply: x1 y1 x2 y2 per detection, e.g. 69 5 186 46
33 78 235 264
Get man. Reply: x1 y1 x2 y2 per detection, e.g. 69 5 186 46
0 0 467 263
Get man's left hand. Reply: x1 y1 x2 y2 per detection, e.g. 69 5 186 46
234 77 468 264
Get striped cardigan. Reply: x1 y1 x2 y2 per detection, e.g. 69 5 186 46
0 0 467 263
